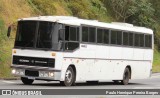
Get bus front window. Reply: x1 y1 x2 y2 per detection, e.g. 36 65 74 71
15 21 36 48
14 21 61 50
36 21 53 49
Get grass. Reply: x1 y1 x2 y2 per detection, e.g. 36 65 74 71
153 46 160 72
152 65 160 73
0 19 13 78
0 0 33 78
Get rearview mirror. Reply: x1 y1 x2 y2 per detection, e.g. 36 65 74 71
7 25 11 37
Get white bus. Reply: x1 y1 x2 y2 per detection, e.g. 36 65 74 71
8 16 153 86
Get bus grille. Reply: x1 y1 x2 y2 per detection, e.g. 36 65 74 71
13 56 55 68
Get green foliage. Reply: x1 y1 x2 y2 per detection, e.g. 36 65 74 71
0 19 4 61
67 0 89 18
149 0 160 23
67 0 110 21
104 0 155 28
153 46 160 72
0 18 12 78
30 0 56 15
0 19 6 45
0 19 3 41
149 0 160 48
106 0 137 22
127 0 155 28
26 0 42 15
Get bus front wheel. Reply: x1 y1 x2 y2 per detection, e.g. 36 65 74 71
21 77 34 85
60 66 76 86
121 67 130 85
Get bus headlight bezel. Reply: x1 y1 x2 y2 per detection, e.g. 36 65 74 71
12 69 25 75
39 71 54 77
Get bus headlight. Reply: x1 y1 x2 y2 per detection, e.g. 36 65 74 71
12 69 16 74
39 72 44 77
12 69 24 75
49 72 54 77
19 69 25 75
39 71 54 77
44 72 49 77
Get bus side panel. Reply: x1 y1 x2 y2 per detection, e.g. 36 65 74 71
93 45 111 80
109 46 122 59
122 47 134 60
113 61 128 80
133 48 144 60
93 60 115 80
131 48 152 79
143 49 153 61
131 61 151 79
143 49 153 78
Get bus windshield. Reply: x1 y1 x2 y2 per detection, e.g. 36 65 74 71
15 21 61 50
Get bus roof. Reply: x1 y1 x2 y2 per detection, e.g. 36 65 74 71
19 16 153 34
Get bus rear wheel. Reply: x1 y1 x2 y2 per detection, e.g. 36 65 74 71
121 67 130 85
21 77 34 85
60 66 75 86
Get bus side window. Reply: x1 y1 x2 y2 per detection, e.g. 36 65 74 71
111 30 118 45
140 34 144 47
89 27 96 43
97 28 103 43
82 26 89 42
69 27 77 41
129 33 133 46
145 35 152 48
148 35 152 48
103 29 109 44
65 26 69 41
117 31 122 45
123 32 129 46
134 34 140 47
65 26 79 51
77 28 79 41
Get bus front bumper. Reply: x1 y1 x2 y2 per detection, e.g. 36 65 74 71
11 65 61 81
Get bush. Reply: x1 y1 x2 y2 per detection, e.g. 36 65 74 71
30 0 56 15
67 0 108 21
0 19 5 43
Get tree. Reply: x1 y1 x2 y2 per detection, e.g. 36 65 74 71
104 0 155 28
106 0 137 22
127 0 155 28
149 0 160 49
149 0 160 23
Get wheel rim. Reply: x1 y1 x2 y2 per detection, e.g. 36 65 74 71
65 70 72 83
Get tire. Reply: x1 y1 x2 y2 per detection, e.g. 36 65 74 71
21 77 34 85
121 67 130 85
60 66 76 86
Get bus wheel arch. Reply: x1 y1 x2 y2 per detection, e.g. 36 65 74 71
60 64 76 86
